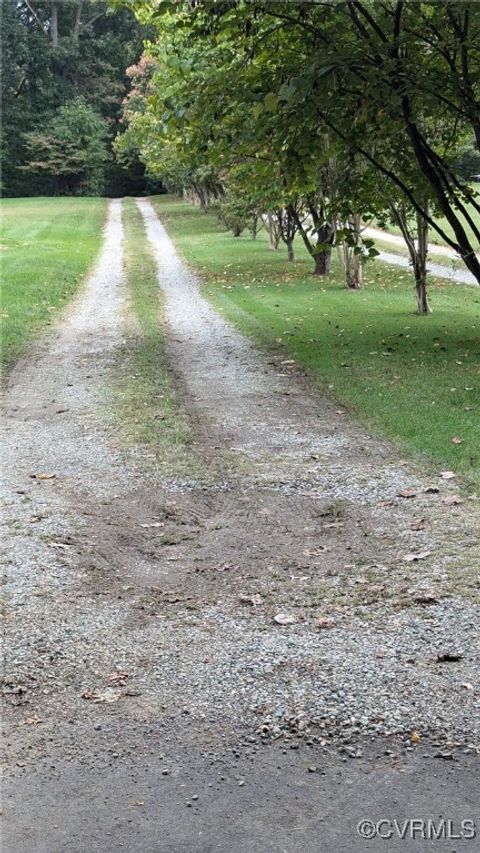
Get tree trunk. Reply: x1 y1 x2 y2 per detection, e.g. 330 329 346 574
50 1 59 47
345 252 363 288
286 239 295 262
73 0 83 43
340 214 363 289
267 213 280 250
415 209 431 314
389 201 432 313
314 250 331 276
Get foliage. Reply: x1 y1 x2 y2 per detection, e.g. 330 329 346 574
1 0 154 196
22 98 109 194
117 0 480 297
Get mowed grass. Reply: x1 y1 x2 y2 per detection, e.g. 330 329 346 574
152 195 480 488
0 196 106 370
113 198 193 469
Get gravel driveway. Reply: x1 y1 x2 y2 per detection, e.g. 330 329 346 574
2 198 479 852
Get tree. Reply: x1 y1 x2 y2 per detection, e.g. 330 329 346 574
117 0 480 308
1 0 153 196
22 98 108 194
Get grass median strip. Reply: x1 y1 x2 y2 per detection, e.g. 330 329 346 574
1 196 106 371
153 195 480 489
114 198 193 470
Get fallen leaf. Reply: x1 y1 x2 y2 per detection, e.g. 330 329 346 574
440 471 456 480
451 436 463 445
273 613 297 626
442 495 464 506
239 594 263 606
410 518 426 530
436 650 463 663
410 731 421 744
414 589 438 605
81 687 122 703
107 670 129 685
30 472 56 480
396 488 417 498
403 550 431 562
314 618 336 630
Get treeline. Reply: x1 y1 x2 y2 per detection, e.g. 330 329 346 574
116 0 480 313
1 0 162 197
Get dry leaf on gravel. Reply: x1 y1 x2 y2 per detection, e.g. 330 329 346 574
20 716 43 726
414 589 439 604
81 688 122 703
107 670 129 685
436 651 463 663
30 472 56 480
403 550 431 562
396 488 417 498
410 519 426 530
314 618 336 630
273 613 297 626
442 495 464 506
239 594 263 606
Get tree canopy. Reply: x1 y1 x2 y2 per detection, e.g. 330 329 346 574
114 0 480 309
1 0 159 196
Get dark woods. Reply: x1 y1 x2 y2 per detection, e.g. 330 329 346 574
1 0 161 197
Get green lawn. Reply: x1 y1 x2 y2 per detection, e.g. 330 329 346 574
0 196 106 370
153 195 480 488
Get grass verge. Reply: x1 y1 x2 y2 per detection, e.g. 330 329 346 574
152 195 480 489
114 198 193 471
1 196 106 371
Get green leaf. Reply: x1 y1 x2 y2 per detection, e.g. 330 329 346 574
264 92 278 113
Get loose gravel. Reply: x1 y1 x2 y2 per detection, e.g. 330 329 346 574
2 197 479 789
